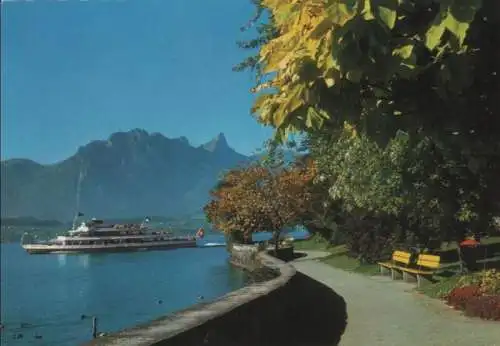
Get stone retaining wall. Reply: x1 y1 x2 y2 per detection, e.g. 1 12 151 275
85 251 347 346
229 243 265 271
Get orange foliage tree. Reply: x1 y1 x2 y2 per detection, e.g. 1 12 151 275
204 161 315 252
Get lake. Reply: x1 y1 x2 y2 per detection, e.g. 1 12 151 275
0 230 308 346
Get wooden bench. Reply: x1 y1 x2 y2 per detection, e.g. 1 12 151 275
377 251 412 280
400 254 441 288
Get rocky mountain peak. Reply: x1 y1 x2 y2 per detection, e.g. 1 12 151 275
1 129 249 219
202 132 230 152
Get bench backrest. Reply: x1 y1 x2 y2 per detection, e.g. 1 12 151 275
391 251 411 265
416 254 441 269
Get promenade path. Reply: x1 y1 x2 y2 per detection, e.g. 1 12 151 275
292 251 500 346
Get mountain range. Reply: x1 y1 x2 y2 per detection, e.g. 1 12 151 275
1 129 252 221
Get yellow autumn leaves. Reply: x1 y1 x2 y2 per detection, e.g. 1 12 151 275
254 0 359 137
252 0 483 140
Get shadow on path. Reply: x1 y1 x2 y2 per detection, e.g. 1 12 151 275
160 261 347 346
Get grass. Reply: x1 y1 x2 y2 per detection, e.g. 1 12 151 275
293 235 379 275
418 273 463 299
293 237 333 251
294 235 500 281
322 252 380 275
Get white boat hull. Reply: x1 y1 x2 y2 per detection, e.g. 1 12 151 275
22 240 197 254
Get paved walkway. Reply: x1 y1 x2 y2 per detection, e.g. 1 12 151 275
292 251 500 346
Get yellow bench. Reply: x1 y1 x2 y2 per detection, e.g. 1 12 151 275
400 254 441 288
377 251 412 280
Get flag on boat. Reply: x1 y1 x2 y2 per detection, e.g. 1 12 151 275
196 228 205 239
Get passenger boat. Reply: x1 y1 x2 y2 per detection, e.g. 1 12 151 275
21 217 201 254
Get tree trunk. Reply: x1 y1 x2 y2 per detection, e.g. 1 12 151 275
274 230 281 254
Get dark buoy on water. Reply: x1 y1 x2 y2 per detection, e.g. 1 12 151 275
157 299 163 304
197 295 204 300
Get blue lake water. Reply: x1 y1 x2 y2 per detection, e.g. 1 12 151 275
1 230 308 346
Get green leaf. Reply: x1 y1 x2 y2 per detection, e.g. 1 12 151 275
426 0 482 50
392 44 414 60
309 18 333 39
298 58 320 81
325 77 335 87
336 32 363 71
326 1 359 24
443 0 482 48
360 0 375 20
443 13 470 47
274 3 296 26
276 85 305 126
371 0 398 29
274 127 288 144
425 13 446 50
252 93 272 113
305 107 330 129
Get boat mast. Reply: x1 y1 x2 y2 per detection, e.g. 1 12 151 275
72 164 86 230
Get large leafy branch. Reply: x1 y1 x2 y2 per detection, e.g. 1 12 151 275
251 0 492 141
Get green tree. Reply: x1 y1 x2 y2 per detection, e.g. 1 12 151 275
239 0 500 267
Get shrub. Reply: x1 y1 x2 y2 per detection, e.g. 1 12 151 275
308 232 329 245
456 269 500 295
456 273 481 288
446 285 482 310
464 295 500 321
341 213 397 264
479 269 500 295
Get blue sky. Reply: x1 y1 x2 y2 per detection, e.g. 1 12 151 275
1 0 273 163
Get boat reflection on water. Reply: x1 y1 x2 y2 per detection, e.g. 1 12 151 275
57 254 67 268
56 254 90 269
79 254 90 269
